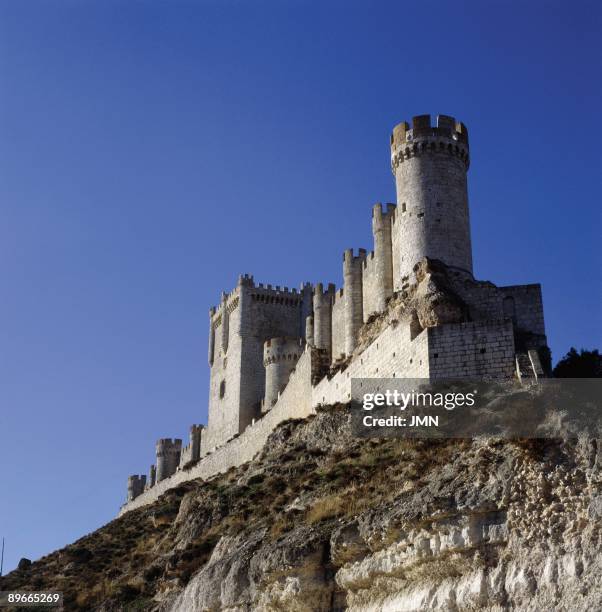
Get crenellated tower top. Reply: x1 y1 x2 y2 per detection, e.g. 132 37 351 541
390 114 469 172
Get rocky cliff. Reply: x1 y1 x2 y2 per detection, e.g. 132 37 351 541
2 405 600 611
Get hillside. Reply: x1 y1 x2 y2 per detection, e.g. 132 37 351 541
1 405 601 611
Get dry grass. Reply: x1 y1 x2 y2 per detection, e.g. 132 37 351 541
306 484 372 524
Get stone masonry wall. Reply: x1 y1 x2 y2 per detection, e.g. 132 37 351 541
500 284 546 337
205 288 243 453
428 319 516 379
312 320 431 406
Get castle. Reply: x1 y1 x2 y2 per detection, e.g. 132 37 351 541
122 114 549 513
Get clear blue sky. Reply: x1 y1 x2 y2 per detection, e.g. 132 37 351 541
0 0 600 573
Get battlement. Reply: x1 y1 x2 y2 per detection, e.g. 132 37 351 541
178 424 204 469
391 114 468 147
155 438 182 455
313 282 336 298
263 337 305 366
127 474 146 502
209 287 240 318
372 202 396 223
332 286 345 303
343 248 367 266
237 273 255 286
238 273 306 296
250 283 305 305
390 114 469 172
362 250 377 269
127 474 146 485
211 278 311 319
156 437 182 445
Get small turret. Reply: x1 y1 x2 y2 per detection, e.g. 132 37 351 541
237 273 255 287
371 203 395 312
263 337 304 410
188 424 204 462
148 464 156 488
127 474 146 502
343 249 366 355
312 283 336 357
155 438 182 482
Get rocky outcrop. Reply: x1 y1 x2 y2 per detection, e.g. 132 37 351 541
352 257 467 363
412 258 466 329
1 406 600 611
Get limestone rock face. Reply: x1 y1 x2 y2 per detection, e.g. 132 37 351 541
412 258 466 328
161 411 601 612
2 406 600 611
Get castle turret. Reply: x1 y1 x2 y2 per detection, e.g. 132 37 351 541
305 315 314 346
127 474 146 502
189 424 203 462
390 114 472 287
263 337 304 410
371 203 395 312
343 249 366 355
148 464 156 488
313 283 335 357
155 438 182 482
178 424 204 467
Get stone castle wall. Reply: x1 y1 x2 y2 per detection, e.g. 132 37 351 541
428 319 516 379
121 113 550 514
500 284 546 338
179 425 203 467
312 320 431 406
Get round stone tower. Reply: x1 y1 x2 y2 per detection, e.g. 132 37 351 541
343 249 365 355
263 337 304 411
390 114 472 288
155 438 182 482
312 283 335 356
127 474 146 502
